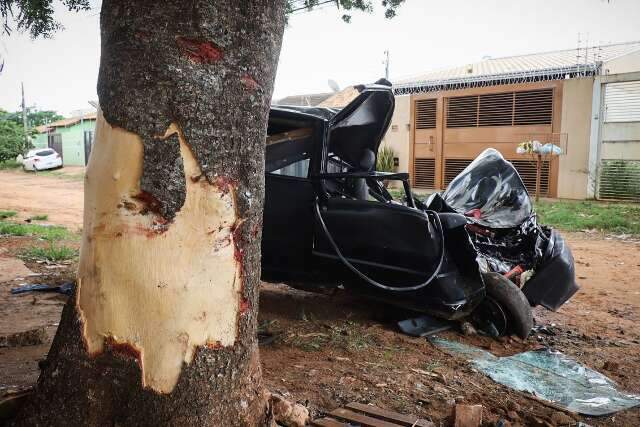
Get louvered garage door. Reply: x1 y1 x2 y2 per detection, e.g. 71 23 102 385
415 99 436 129
597 80 640 201
598 160 640 201
445 89 553 128
413 158 435 189
443 158 550 195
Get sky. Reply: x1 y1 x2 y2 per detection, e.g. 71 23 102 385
0 0 639 116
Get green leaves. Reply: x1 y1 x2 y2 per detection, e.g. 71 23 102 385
1 0 90 38
285 0 405 22
0 119 27 163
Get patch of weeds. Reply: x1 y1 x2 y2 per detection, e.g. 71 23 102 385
536 200 640 235
0 160 21 170
287 321 377 352
29 214 48 221
423 361 441 371
0 221 74 241
0 210 17 219
39 169 85 182
19 244 78 262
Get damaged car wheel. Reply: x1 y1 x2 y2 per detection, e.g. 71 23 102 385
472 272 533 339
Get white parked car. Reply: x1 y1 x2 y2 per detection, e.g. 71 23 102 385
23 148 63 171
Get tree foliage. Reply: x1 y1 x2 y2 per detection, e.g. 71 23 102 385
2 109 63 127
286 0 405 22
0 117 27 162
2 0 404 38
1 0 90 38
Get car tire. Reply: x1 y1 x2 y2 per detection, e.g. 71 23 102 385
480 272 533 339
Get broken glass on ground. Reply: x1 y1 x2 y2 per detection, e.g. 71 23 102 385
431 337 640 416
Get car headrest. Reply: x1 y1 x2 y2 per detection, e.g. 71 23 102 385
359 149 376 171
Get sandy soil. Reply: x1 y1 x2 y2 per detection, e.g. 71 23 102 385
1 170 639 425
0 169 84 230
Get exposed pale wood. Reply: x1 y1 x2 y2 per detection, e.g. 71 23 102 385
77 115 242 393
266 127 313 146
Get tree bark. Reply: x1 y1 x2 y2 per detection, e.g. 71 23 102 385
14 1 286 425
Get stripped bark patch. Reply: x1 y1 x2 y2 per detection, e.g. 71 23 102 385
239 298 250 314
77 117 242 393
175 36 224 64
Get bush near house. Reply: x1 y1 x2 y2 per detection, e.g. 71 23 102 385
0 120 28 163
376 146 396 172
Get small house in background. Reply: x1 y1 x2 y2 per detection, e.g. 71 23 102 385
33 112 97 166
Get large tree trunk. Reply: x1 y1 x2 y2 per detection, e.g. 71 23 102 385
14 1 286 425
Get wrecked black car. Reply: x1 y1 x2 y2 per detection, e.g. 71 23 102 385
261 82 579 339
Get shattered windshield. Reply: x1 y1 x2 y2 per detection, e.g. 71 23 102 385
442 148 533 228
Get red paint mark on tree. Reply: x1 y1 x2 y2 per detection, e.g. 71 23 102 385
176 36 224 64
212 176 236 194
231 220 244 264
239 298 250 314
241 74 260 91
99 337 143 369
206 341 223 349
251 220 262 237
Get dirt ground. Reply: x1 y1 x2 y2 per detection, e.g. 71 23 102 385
1 168 639 426
0 168 84 230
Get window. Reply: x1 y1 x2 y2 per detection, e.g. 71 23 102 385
35 149 55 156
271 158 310 178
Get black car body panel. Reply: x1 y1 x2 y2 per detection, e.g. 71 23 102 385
262 83 484 319
261 83 577 323
521 229 579 311
431 149 580 311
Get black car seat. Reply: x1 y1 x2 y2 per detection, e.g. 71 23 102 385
350 148 376 201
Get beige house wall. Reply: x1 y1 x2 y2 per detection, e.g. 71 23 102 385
558 77 594 199
381 94 411 173
604 50 640 75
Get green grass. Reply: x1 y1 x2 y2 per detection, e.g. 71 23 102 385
29 214 48 221
535 200 640 235
19 244 78 262
0 210 17 219
0 220 74 241
0 160 21 170
38 169 85 182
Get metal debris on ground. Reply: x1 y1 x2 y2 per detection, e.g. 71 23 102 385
431 337 640 416
10 282 74 296
311 402 434 426
397 315 454 337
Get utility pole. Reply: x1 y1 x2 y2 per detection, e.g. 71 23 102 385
383 49 390 80
21 82 29 149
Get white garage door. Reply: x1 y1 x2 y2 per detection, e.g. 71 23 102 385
597 81 640 201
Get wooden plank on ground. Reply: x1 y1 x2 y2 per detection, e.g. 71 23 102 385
329 408 401 427
454 404 483 427
345 402 435 427
310 417 348 427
